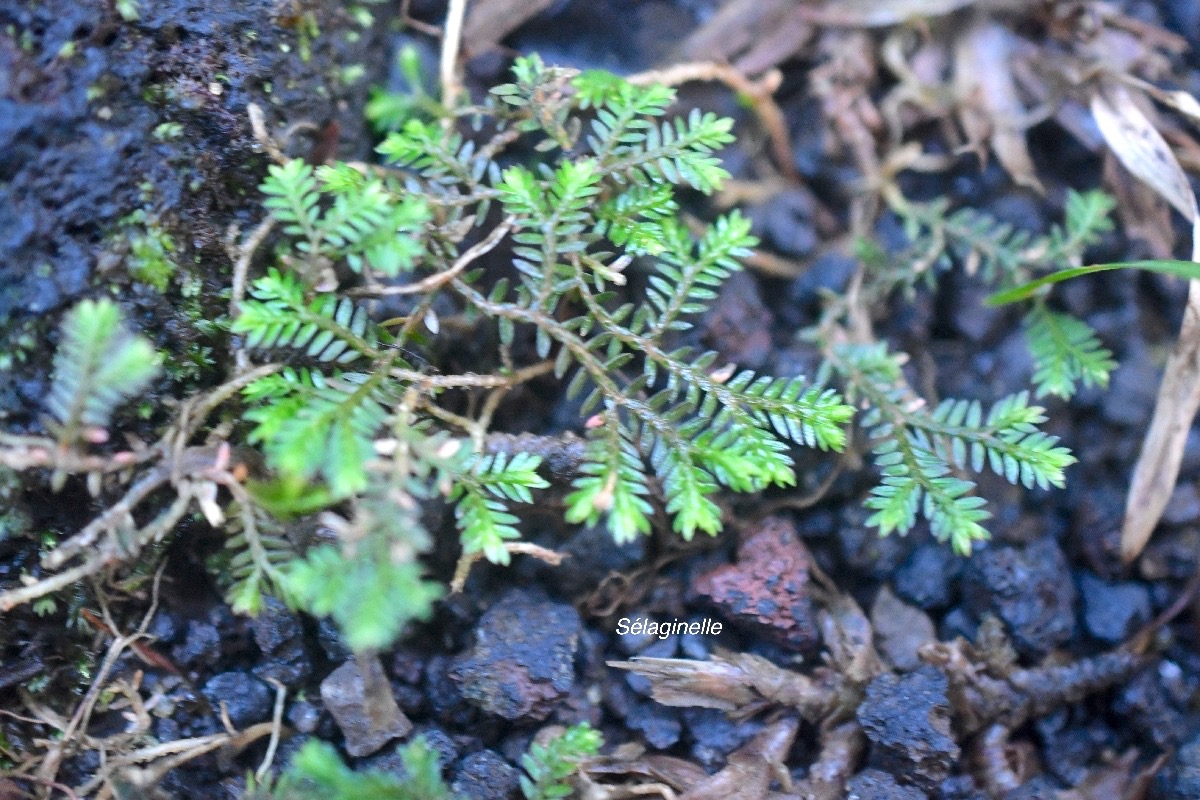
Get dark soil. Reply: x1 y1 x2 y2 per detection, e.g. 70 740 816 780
5 1 1200 799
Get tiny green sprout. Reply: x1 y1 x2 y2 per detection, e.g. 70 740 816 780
32 597 57 616
520 723 603 800
341 64 366 85
116 0 140 22
152 121 183 141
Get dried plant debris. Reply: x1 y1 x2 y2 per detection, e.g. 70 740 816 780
576 718 799 800
613 595 1159 797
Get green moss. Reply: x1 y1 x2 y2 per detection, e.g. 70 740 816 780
117 210 177 292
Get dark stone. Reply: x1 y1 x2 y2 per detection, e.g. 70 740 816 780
895 544 962 610
1102 343 1160 427
1002 776 1061 799
1035 712 1115 787
944 274 1004 344
962 537 1076 658
146 610 180 644
693 515 819 653
411 724 460 771
449 589 581 721
251 597 312 687
787 251 858 310
838 503 921 580
936 775 986 800
390 648 426 684
701 270 773 369
286 699 322 735
847 768 929 799
451 750 520 800
748 187 819 258
551 523 646 598
624 635 680 697
1076 570 1151 644
857 668 959 793
172 620 221 668
321 659 413 758
1152 728 1200 799
1163 481 1200 526
317 617 351 662
683 707 763 770
871 586 936 672
627 700 682 749
1114 668 1193 751
425 655 475 728
201 672 273 729
356 727 462 778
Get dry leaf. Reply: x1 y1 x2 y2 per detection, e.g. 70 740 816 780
954 19 1044 192
680 718 798 800
681 0 798 68
1092 81 1200 561
799 0 1040 28
1091 82 1197 221
1056 750 1138 800
1124 283 1200 562
607 650 836 720
1123 75 1200 126
1102 150 1176 258
870 585 936 671
462 0 557 55
793 721 865 800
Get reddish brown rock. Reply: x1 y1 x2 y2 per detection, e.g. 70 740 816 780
692 516 819 652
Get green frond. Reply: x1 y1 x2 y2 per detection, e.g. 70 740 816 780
520 722 602 800
285 541 440 652
274 737 454 800
315 177 429 275
652 441 722 539
377 118 489 185
467 451 549 502
233 268 380 363
453 490 522 565
692 421 796 493
594 183 677 255
1048 189 1117 261
836 343 1073 553
647 212 755 333
565 427 653 544
603 107 735 193
218 506 295 615
450 452 547 564
726 372 854 451
262 159 320 241
1025 307 1116 399
46 299 160 447
254 371 395 497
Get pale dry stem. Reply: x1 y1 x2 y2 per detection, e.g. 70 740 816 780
628 61 799 183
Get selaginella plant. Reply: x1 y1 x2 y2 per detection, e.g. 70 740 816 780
0 55 1083 651
811 188 1118 554
225 55 855 648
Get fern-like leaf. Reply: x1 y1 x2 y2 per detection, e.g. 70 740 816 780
234 268 379 363
1025 307 1116 399
520 723 603 800
450 452 548 564
255 371 395 497
285 541 440 652
46 299 160 447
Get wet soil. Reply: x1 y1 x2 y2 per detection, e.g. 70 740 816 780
5 1 1200 798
